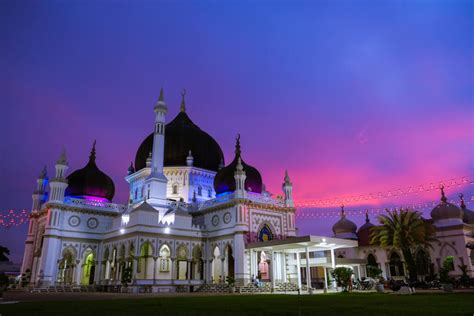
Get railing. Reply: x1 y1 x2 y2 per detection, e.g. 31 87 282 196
63 197 127 213
199 192 286 210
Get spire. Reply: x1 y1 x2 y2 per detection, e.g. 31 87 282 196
56 149 68 166
460 193 466 210
89 140 97 163
154 87 167 112
180 89 186 112
284 170 291 185
39 166 48 179
340 205 345 218
365 209 370 223
235 134 241 158
440 185 447 203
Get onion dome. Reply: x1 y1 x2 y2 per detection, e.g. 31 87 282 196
357 210 375 246
65 141 115 201
213 134 263 195
332 205 358 239
460 194 474 224
134 91 224 172
430 186 463 222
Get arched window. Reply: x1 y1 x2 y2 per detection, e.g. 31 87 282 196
198 186 202 196
389 252 405 276
159 245 170 272
134 188 138 200
172 184 178 195
415 249 430 275
367 253 377 267
208 189 212 198
258 224 274 242
443 256 455 271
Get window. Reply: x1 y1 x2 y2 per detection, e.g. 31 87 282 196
159 245 170 272
389 252 404 276
208 189 212 198
172 184 178 195
198 186 202 196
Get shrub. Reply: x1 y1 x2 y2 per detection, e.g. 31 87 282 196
330 267 353 292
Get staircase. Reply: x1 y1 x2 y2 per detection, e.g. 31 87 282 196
195 283 230 293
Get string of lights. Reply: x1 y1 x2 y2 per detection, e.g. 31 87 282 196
0 209 29 228
294 175 473 208
296 199 472 219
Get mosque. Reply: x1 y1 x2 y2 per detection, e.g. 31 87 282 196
20 91 474 292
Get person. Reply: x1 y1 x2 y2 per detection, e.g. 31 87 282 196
251 274 256 286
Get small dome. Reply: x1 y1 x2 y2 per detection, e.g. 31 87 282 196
430 187 463 222
214 135 263 195
65 142 115 201
332 206 358 239
135 102 224 172
357 211 375 246
460 194 474 224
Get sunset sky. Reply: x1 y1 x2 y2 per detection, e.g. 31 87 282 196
1 0 473 262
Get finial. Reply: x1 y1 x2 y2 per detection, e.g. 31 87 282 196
236 157 244 172
39 166 48 179
440 185 447 202
365 209 370 223
341 205 345 217
460 193 466 209
284 170 291 185
180 89 186 112
57 148 68 165
159 88 165 102
235 134 241 157
89 140 97 163
127 162 135 175
186 150 193 166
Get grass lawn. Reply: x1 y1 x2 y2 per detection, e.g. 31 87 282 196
1 293 473 316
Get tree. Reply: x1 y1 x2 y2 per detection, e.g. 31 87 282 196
0 246 10 262
330 267 353 292
370 208 437 282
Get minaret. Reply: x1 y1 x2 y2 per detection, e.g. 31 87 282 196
234 135 247 198
282 170 294 207
144 88 168 204
32 166 48 212
48 149 69 202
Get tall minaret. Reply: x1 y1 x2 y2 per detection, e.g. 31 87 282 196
144 88 168 204
234 135 247 199
282 170 294 207
48 150 69 202
32 166 48 212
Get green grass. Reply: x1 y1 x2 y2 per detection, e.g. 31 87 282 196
1 293 474 316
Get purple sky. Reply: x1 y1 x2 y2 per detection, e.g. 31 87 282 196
1 0 473 263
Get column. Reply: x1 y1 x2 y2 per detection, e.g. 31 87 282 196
330 248 336 269
296 252 302 289
305 247 311 291
187 259 192 282
323 266 328 292
282 253 287 283
356 265 361 281
153 257 157 284
220 257 225 283
270 251 276 291
170 258 175 284
233 233 246 286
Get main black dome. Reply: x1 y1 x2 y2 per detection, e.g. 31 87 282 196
214 135 263 195
65 142 115 201
135 111 224 172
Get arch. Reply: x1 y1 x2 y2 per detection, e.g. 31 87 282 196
415 248 430 276
137 241 154 279
258 250 270 281
172 183 178 195
258 223 274 242
439 242 458 258
57 247 76 284
191 245 203 280
366 253 379 277
176 244 189 280
81 250 96 285
225 244 234 280
389 251 405 277
211 246 221 283
158 244 171 273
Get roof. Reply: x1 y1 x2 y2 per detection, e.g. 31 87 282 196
246 235 358 252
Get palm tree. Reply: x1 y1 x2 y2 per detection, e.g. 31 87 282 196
0 246 10 262
370 208 437 282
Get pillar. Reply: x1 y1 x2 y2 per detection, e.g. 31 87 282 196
305 247 311 290
323 266 328 292
296 252 302 289
271 251 276 291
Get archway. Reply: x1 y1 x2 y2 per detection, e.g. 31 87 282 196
176 245 188 280
137 242 154 279
158 244 171 278
81 251 95 285
211 246 221 283
192 246 203 280
389 252 405 277
258 251 270 281
57 248 76 284
258 223 274 242
225 245 234 280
